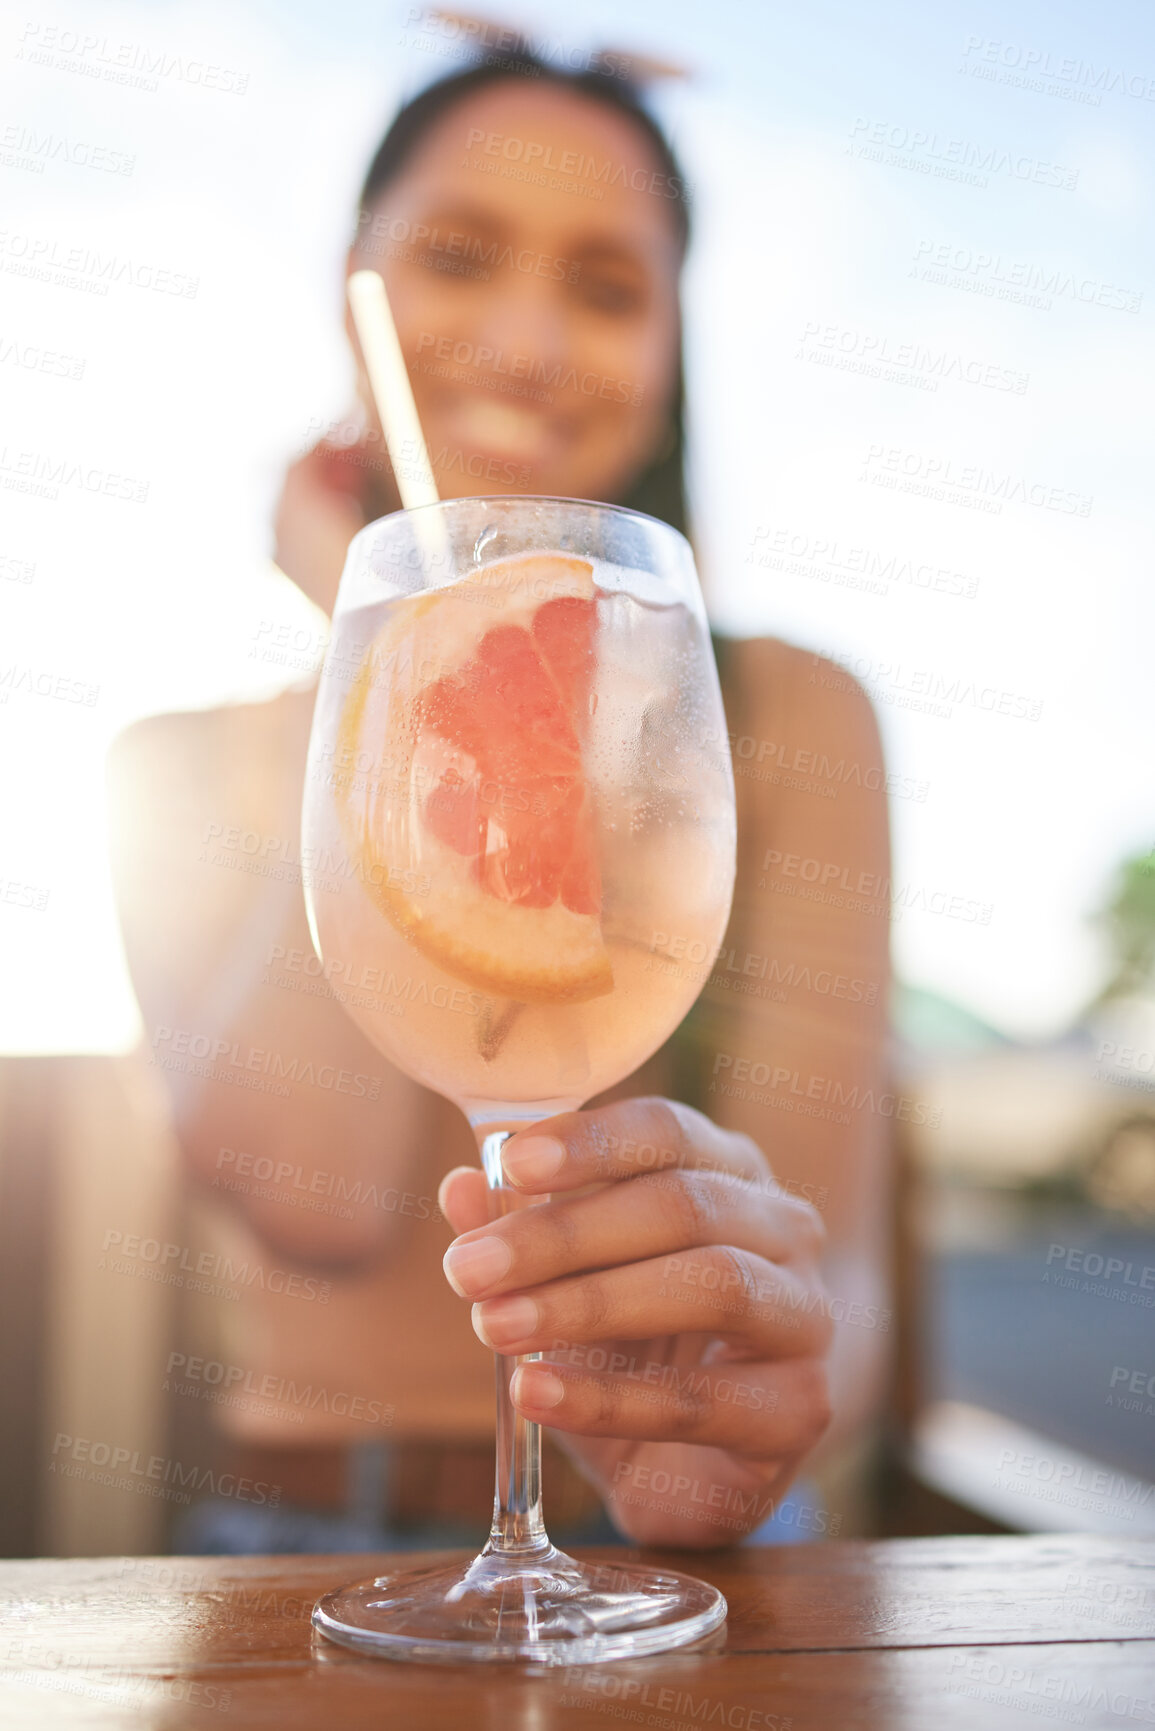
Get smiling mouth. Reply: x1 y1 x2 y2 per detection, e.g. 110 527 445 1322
437 396 571 466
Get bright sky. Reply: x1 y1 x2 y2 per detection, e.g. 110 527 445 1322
0 0 1150 1051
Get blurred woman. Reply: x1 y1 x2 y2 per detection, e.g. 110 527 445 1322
110 54 891 1552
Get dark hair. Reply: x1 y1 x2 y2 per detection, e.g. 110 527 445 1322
356 57 692 538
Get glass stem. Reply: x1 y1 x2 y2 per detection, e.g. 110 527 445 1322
479 1131 550 1557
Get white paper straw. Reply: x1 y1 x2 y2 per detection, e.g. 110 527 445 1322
347 269 440 511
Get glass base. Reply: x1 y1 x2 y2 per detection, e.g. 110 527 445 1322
312 1541 727 1665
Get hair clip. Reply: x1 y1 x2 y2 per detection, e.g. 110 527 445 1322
423 8 693 84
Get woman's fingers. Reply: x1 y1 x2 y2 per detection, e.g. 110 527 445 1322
438 1166 488 1235
500 1097 769 1193
443 1165 824 1301
510 1354 832 1459
470 1245 833 1362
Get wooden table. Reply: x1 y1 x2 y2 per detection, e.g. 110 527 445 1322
2 1537 1153 1728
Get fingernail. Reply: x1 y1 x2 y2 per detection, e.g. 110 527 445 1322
502 1136 565 1187
511 1363 565 1410
472 1294 538 1348
443 1235 513 1297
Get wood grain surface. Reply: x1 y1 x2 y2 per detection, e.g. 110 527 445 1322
1 1536 1153 1729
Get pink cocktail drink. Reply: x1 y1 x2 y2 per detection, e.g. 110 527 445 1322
304 543 734 1124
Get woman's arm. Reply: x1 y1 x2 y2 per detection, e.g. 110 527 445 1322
107 439 451 1270
704 638 893 1457
107 698 447 1274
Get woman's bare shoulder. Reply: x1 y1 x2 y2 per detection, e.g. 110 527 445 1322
106 689 315 914
722 633 882 754
108 688 313 813
107 691 317 1017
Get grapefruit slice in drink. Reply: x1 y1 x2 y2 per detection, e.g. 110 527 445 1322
335 552 612 1003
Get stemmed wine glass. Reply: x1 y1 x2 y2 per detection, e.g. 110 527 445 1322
301 493 736 1664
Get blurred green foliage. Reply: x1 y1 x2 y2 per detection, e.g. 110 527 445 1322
1095 849 1155 1004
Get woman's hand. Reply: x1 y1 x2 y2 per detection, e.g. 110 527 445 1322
272 439 376 617
438 1097 833 1548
